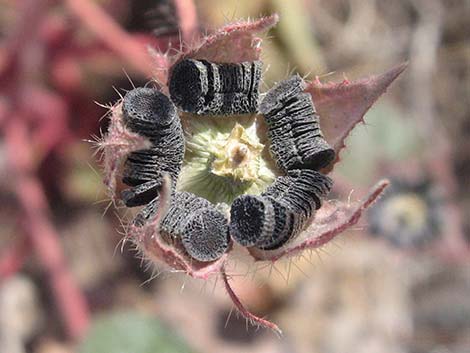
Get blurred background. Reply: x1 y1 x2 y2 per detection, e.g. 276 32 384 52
0 0 468 352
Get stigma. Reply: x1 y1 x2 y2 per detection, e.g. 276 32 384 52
211 123 264 182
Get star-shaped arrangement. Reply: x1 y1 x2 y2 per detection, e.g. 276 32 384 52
98 14 406 334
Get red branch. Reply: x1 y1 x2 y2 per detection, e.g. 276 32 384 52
0 0 55 80
4 118 90 340
221 267 282 336
1 0 90 340
64 0 157 79
174 0 198 45
0 236 30 281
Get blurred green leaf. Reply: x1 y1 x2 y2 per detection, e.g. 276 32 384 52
335 101 423 184
271 0 325 75
79 311 196 353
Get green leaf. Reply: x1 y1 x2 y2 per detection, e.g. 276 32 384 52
79 311 196 353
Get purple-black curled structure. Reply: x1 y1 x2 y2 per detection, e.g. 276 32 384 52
134 192 230 262
169 59 262 115
229 194 276 247
118 65 336 261
259 75 335 172
230 170 333 250
119 87 230 262
181 207 230 262
120 87 184 206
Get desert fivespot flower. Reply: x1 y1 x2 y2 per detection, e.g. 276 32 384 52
97 14 406 333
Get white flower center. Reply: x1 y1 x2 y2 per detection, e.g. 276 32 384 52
211 123 264 182
177 115 276 204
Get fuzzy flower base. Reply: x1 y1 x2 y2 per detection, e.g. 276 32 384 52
97 14 406 334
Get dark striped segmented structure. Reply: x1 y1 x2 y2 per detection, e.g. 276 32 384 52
230 170 333 250
259 75 335 172
119 67 335 259
135 192 230 262
120 87 229 262
147 0 180 37
120 87 185 207
169 59 262 115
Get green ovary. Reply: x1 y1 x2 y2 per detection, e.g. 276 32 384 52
177 115 277 205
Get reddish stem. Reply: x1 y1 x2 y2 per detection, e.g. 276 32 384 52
2 1 90 338
64 0 163 80
174 0 198 45
4 118 90 340
0 0 55 80
0 236 31 281
221 267 282 336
